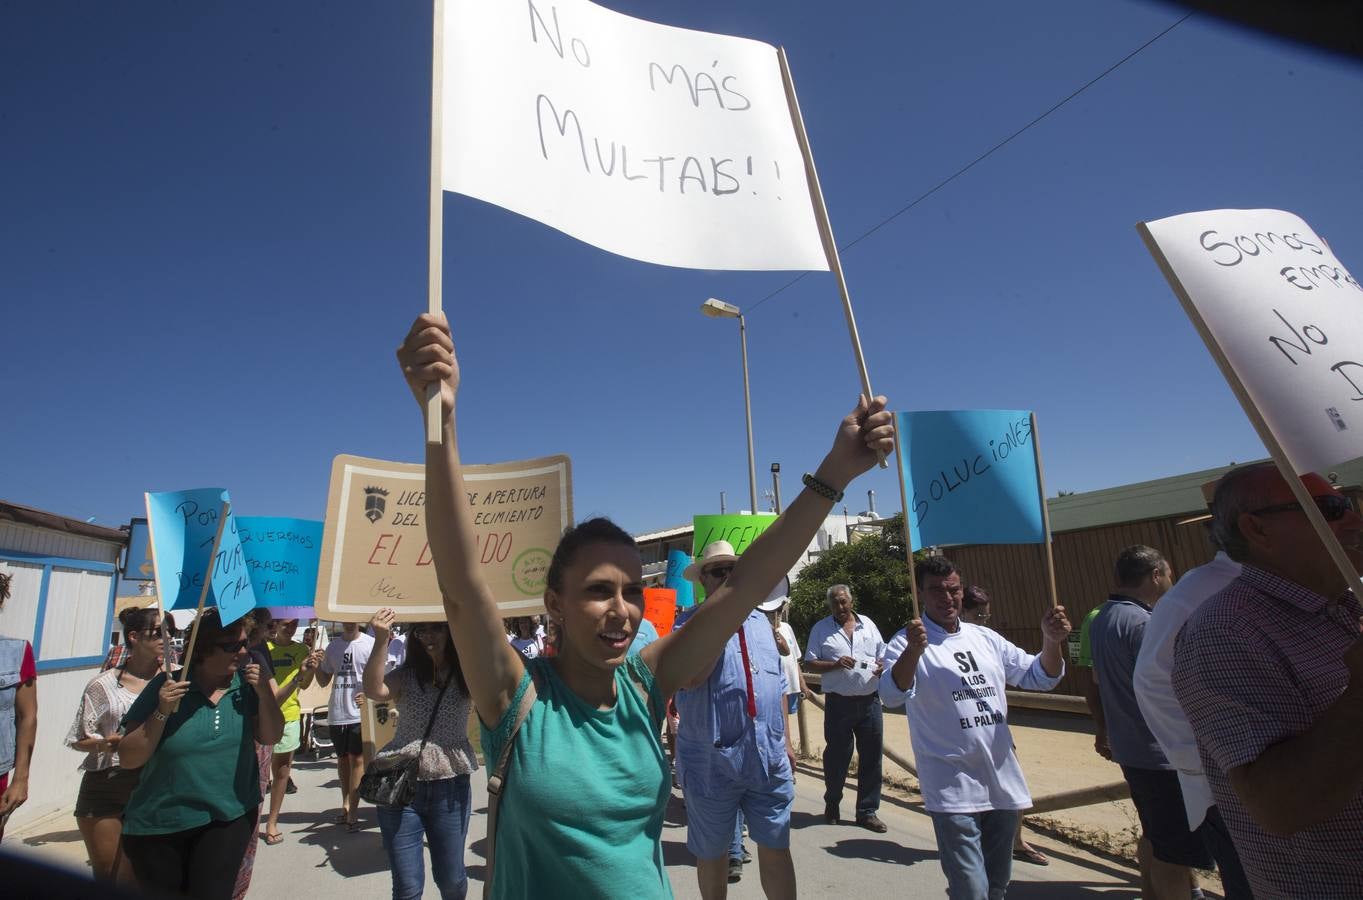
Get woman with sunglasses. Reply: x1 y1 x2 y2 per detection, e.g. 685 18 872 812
396 312 895 898
363 609 478 900
64 606 163 879
116 608 285 900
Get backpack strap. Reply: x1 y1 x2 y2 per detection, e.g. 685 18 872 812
484 668 539 894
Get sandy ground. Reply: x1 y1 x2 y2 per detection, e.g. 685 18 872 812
794 696 1226 896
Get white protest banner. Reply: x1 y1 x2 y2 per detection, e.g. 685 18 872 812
314 453 572 622
442 0 829 272
1139 209 1363 474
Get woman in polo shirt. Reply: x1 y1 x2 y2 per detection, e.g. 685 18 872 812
117 607 285 900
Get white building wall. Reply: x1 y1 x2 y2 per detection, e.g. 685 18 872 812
0 522 121 566
1 665 99 832
0 518 123 834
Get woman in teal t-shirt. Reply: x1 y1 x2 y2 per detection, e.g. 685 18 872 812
117 608 285 900
397 313 896 899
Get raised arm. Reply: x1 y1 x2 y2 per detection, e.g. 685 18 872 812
362 608 403 704
398 313 525 724
643 396 895 696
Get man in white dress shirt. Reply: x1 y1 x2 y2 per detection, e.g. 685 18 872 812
1133 519 1253 897
803 584 887 831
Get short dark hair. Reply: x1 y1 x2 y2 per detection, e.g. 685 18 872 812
1114 544 1167 589
962 585 990 610
916 555 958 588
546 517 638 593
1210 462 1279 562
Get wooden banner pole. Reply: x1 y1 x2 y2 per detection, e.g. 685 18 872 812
777 47 886 469
143 492 172 676
1138 223 1363 600
1029 412 1060 609
425 0 446 445
177 500 232 683
891 420 922 621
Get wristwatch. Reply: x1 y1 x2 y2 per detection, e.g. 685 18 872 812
152 710 169 722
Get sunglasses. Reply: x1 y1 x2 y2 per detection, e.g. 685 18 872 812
703 565 734 581
212 639 249 654
1249 494 1358 522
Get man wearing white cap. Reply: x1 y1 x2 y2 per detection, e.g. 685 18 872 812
676 540 796 898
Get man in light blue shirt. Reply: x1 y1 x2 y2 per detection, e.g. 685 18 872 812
803 584 887 831
676 541 795 898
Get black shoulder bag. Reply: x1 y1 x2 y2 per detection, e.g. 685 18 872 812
358 676 451 807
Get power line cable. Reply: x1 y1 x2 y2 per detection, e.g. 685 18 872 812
748 11 1194 314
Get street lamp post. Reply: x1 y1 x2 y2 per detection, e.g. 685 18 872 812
701 297 759 514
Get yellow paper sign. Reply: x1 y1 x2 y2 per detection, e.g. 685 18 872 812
315 453 572 622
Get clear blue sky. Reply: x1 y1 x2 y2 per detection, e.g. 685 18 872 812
3 1 1361 538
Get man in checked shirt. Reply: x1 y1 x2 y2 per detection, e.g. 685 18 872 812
1173 462 1363 898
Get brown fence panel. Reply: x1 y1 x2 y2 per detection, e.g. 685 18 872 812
947 515 1215 697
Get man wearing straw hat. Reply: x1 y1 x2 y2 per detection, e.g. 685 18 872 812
879 555 1070 900
676 540 797 897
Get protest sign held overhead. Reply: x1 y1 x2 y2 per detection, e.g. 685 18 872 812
145 488 257 625
895 410 1045 550
643 587 677 635
237 517 323 609
315 453 572 622
1139 209 1363 475
442 0 827 271
665 549 696 609
691 513 776 603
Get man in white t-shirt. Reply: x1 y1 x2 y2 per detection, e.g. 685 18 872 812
316 621 374 829
880 556 1071 900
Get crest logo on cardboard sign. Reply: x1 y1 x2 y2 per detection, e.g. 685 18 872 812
363 487 389 524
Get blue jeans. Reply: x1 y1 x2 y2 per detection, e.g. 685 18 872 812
376 775 472 900
929 809 1020 900
730 810 745 859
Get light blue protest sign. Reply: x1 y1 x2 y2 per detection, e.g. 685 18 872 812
144 488 257 625
896 410 1045 550
237 517 322 609
665 549 695 609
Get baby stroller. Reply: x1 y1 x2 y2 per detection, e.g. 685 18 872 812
302 704 333 758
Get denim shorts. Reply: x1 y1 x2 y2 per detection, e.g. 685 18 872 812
682 769 794 859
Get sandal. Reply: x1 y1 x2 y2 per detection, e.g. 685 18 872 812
1013 844 1049 866
347 819 362 833
263 832 284 846
334 813 349 824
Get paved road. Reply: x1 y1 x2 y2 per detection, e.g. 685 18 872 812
12 751 1141 898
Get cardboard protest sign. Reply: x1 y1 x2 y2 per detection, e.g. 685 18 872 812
145 489 257 625
315 453 572 622
442 0 827 272
237 517 323 610
1139 209 1363 474
642 587 677 635
895 410 1045 550
664 549 695 609
691 513 777 603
